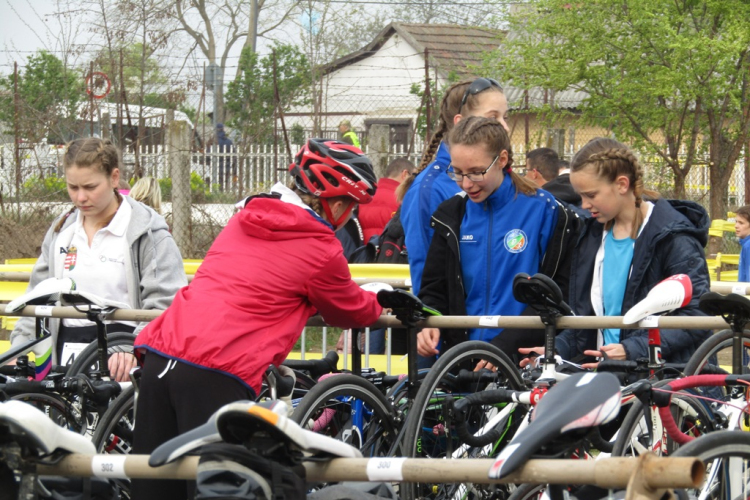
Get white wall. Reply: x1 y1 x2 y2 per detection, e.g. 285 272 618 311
286 32 447 134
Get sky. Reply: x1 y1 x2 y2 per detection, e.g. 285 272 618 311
0 0 73 72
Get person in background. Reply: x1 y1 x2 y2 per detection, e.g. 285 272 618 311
131 139 383 500
10 138 186 381
416 117 577 366
735 205 750 282
211 123 235 191
130 176 162 214
359 157 415 242
118 178 130 196
520 137 711 368
339 119 361 148
525 147 582 207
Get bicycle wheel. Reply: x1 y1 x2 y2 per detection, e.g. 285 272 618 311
67 332 136 377
11 392 84 433
91 384 135 500
612 380 715 458
91 384 135 454
683 329 750 377
672 430 750 500
291 373 398 459
400 341 526 500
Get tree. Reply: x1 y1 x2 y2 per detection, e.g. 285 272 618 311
388 0 507 27
225 43 310 144
0 50 83 144
496 0 750 228
168 0 302 124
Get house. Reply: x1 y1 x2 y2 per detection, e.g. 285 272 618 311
284 22 600 161
285 22 505 151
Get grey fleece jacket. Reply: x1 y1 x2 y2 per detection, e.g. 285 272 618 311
10 196 188 363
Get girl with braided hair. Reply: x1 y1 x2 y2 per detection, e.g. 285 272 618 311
520 137 711 368
416 116 579 366
399 78 508 298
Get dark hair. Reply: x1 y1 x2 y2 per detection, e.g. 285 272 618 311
396 79 505 201
526 148 560 182
448 116 536 197
571 137 659 238
385 157 415 179
736 205 750 223
63 137 120 175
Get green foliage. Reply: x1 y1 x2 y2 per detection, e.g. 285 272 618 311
21 175 68 201
494 0 750 219
225 43 311 144
290 123 305 146
158 172 234 203
409 71 460 141
0 51 83 142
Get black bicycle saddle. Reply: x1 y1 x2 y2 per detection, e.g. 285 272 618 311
512 273 572 317
699 292 750 327
488 372 621 480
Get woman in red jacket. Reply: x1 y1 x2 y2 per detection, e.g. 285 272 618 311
131 139 383 500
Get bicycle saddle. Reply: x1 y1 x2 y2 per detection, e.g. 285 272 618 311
216 400 363 460
488 372 620 480
376 289 441 327
149 400 261 467
6 277 131 313
0 400 95 455
699 292 750 326
149 400 361 467
512 273 572 317
623 274 692 324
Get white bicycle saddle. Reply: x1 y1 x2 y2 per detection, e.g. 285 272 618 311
622 274 692 324
149 400 362 467
6 277 131 313
0 400 95 455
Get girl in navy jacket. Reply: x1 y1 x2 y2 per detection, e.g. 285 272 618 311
520 137 711 367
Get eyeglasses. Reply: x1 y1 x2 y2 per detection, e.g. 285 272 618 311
447 155 499 183
458 78 503 114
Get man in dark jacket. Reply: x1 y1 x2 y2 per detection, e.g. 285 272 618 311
526 148 582 207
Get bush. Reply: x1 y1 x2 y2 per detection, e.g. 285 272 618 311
21 175 68 201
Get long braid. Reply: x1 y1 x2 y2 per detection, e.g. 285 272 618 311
396 80 475 201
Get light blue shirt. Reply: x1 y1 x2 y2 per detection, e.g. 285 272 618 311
602 229 634 345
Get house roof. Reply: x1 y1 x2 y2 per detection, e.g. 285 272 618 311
323 22 505 80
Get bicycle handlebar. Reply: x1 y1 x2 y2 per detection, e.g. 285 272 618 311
281 351 339 380
0 377 122 405
453 389 532 447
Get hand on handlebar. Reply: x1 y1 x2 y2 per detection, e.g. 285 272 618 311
108 352 138 382
416 328 440 357
582 344 626 370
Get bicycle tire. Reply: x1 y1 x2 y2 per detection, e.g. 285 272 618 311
67 332 136 377
11 392 84 433
400 341 526 500
672 430 750 500
612 379 715 457
291 373 398 458
683 329 750 377
91 384 136 454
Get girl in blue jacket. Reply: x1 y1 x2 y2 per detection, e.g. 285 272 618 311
520 137 711 367
416 117 578 364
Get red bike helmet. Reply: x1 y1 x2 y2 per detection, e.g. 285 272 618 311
290 139 377 229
